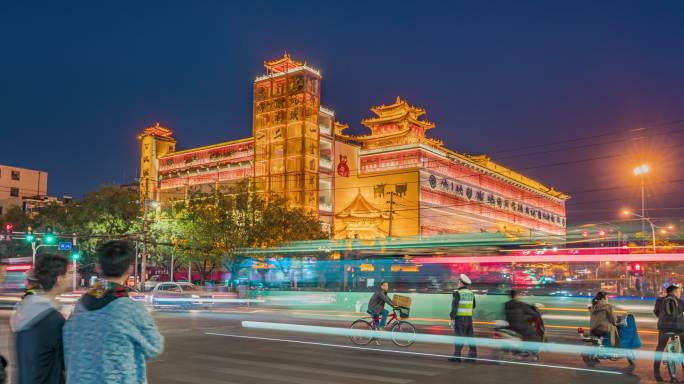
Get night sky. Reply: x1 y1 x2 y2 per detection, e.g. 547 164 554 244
2 1 683 225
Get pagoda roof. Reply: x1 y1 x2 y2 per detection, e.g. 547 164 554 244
362 96 435 131
139 122 174 139
336 190 388 219
264 53 305 74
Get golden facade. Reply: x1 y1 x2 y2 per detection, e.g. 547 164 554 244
139 54 569 239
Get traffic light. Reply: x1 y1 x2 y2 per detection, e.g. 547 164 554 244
71 251 81 261
25 226 35 243
3 223 13 240
43 226 56 244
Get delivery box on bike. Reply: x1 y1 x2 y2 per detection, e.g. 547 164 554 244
392 294 412 318
392 294 412 308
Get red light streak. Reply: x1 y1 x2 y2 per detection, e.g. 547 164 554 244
413 253 684 264
6 265 31 272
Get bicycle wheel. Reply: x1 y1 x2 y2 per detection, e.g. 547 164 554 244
666 338 682 379
350 319 374 346
391 320 416 347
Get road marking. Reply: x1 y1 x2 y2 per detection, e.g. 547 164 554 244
206 347 441 376
163 374 241 384
192 354 417 383
205 332 623 375
206 364 389 384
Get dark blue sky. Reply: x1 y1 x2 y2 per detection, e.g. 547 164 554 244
2 1 683 224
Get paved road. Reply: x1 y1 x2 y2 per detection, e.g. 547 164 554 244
0 307 663 383
147 308 652 384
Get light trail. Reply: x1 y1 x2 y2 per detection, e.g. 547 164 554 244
240 321 678 362
149 298 265 303
412 253 684 264
206 332 623 375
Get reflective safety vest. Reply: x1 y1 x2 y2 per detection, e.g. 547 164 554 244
456 289 475 317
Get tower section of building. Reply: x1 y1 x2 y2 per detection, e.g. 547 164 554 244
253 54 322 214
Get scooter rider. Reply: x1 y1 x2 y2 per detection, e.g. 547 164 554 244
505 290 542 342
449 274 477 362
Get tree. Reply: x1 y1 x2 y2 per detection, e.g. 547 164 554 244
0 206 32 258
153 180 328 285
33 185 141 276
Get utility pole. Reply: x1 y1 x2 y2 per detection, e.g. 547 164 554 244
72 234 77 290
640 176 646 240
387 192 396 238
141 176 154 291
142 198 150 290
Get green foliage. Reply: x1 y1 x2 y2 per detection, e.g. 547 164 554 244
0 206 30 232
33 185 141 272
153 180 328 284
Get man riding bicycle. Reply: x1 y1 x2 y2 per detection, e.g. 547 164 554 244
654 284 684 382
368 281 396 328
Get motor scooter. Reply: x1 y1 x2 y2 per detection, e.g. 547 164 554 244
578 315 635 369
493 305 545 361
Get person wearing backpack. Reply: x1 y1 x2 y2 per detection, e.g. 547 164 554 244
10 254 70 384
653 284 684 382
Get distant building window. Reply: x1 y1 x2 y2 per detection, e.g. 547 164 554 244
11 171 20 181
10 188 19 197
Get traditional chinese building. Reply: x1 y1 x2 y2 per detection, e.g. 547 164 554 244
139 54 568 239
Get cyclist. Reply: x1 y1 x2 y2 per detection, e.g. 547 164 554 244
367 281 396 329
653 284 684 382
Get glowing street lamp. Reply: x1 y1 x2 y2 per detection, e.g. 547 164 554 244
632 164 650 176
622 209 656 252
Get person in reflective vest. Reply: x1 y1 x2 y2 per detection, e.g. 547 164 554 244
449 274 477 362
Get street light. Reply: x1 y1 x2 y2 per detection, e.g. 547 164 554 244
632 163 649 236
622 210 656 252
632 164 650 176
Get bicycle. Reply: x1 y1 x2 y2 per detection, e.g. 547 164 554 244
349 307 416 347
663 332 683 380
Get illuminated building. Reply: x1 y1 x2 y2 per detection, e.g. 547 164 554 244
139 54 568 239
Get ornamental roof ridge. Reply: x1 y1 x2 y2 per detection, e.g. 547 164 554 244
336 189 389 219
451 150 570 200
264 52 304 72
160 136 253 158
139 122 174 139
362 96 435 130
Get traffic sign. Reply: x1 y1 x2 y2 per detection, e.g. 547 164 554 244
58 242 73 251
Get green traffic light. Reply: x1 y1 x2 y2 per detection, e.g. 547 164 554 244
71 252 81 261
25 234 35 243
44 234 56 244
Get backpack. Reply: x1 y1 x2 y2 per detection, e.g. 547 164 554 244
0 355 7 384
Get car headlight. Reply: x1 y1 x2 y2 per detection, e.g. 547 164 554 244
191 294 200 299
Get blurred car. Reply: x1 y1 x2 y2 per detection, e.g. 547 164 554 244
150 282 213 309
144 275 167 292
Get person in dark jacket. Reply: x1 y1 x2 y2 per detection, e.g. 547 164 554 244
10 254 70 384
504 290 541 342
367 281 395 328
653 284 684 382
